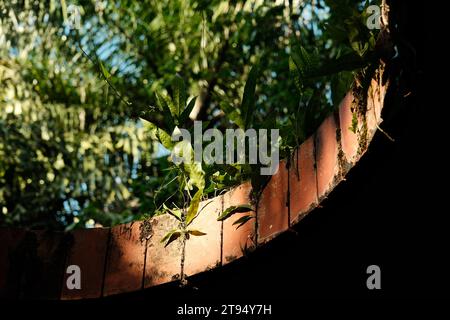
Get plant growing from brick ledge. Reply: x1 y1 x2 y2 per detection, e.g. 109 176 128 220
144 71 261 245
138 75 209 246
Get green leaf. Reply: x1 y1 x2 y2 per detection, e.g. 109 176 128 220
141 118 174 150
187 229 207 236
242 65 259 130
99 61 111 80
178 142 205 191
157 127 174 150
185 188 203 226
289 56 303 93
220 101 244 128
161 228 182 247
185 162 205 191
180 96 197 124
217 204 254 221
173 138 205 191
290 44 320 84
155 92 175 131
155 90 177 121
351 41 368 57
172 74 186 118
163 203 182 221
232 214 254 230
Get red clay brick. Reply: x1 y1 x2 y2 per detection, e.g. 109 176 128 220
289 137 318 225
184 195 222 276
339 92 360 164
60 228 109 300
0 228 26 298
0 76 389 300
315 115 340 201
366 78 386 140
103 222 146 296
144 214 182 287
18 230 68 299
378 78 387 116
222 182 256 264
257 160 289 244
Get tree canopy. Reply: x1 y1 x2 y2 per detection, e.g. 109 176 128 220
0 0 381 230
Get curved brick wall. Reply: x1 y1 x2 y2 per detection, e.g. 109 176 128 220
0 65 388 300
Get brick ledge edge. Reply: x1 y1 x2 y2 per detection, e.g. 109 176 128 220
0 65 388 300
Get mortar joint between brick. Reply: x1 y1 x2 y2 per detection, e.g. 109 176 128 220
141 236 149 290
219 195 224 266
333 109 349 179
58 233 73 299
312 132 320 204
286 159 291 228
100 228 112 298
179 216 187 287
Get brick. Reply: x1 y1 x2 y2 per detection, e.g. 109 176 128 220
0 228 26 298
184 195 222 276
257 160 289 244
144 214 182 287
315 115 340 201
222 182 256 264
103 222 146 296
16 230 69 299
61 228 109 300
366 78 386 140
339 92 360 164
289 137 318 225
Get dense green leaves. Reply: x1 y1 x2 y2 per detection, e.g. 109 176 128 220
242 65 259 130
218 64 258 130
289 45 320 92
180 96 197 124
0 0 380 229
220 101 244 129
